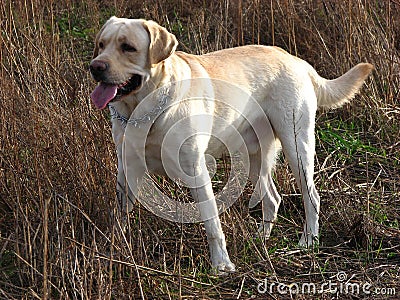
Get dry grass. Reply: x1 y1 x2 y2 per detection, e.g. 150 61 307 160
1 0 399 299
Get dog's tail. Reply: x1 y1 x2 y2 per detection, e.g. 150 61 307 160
310 63 374 109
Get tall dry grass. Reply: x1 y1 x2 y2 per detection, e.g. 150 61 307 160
1 0 399 299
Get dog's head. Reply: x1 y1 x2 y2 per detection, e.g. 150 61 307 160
89 17 178 109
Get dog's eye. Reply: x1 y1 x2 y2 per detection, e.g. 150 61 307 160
99 42 104 49
121 43 136 53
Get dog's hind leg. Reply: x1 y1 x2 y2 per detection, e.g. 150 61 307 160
248 135 282 239
268 96 320 247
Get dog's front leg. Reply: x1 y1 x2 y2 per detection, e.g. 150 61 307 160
187 160 236 274
203 209 236 274
115 142 135 217
111 119 136 227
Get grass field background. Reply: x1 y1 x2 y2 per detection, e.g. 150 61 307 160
1 0 399 299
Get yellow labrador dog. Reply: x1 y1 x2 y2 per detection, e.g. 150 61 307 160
90 16 373 273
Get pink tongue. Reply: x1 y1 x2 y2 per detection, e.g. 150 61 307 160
90 83 118 109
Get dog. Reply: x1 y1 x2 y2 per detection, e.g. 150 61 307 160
89 16 373 273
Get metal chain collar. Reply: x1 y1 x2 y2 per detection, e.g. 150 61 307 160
108 89 170 129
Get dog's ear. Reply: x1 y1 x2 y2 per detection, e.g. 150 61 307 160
143 20 178 65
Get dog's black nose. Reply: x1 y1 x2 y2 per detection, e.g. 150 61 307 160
89 60 109 81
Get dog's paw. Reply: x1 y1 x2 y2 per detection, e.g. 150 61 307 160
212 261 236 276
298 233 319 249
257 223 273 239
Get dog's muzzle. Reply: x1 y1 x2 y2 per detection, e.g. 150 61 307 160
89 60 143 109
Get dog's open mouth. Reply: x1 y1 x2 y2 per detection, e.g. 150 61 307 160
90 74 142 109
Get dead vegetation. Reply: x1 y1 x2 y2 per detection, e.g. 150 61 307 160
1 0 399 299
